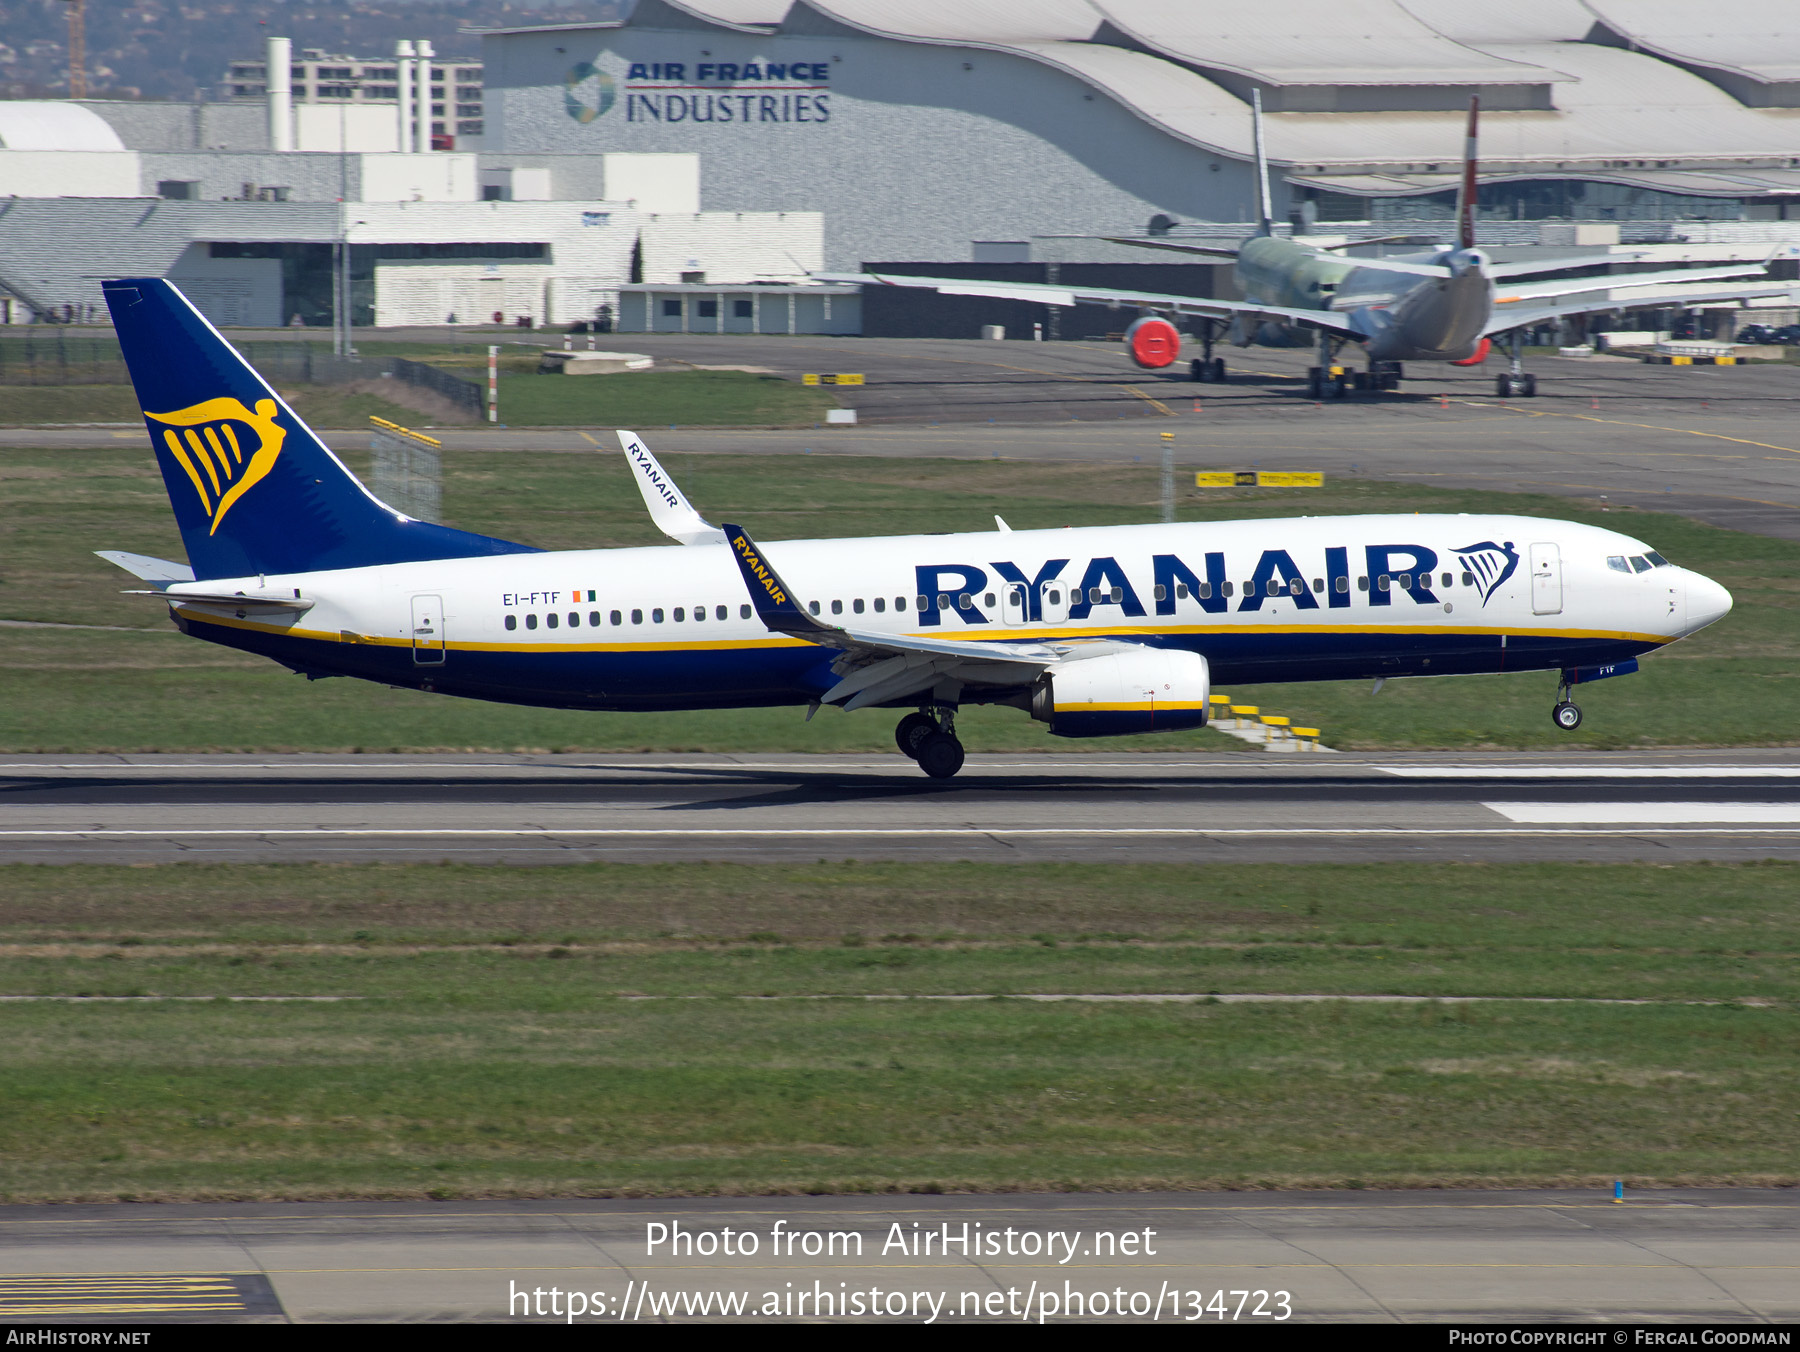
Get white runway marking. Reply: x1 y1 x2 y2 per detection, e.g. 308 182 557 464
1485 802 1800 824
1384 766 1800 778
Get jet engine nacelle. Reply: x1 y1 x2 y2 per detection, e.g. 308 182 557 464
1032 647 1210 738
1124 315 1182 369
1450 337 1491 366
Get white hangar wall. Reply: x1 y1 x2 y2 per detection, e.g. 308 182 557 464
482 21 1262 270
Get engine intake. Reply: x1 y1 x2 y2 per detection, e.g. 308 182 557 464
1034 647 1210 738
1124 315 1182 369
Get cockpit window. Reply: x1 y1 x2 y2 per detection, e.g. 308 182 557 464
1645 551 1670 568
1630 556 1652 574
1607 556 1630 573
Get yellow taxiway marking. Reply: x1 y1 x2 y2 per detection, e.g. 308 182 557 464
1461 399 1800 456
1116 385 1175 415
578 431 601 446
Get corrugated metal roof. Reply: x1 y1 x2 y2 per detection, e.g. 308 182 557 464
1091 0 1556 86
1392 0 1595 45
0 102 126 151
800 0 1103 43
656 0 793 31
1579 0 1800 84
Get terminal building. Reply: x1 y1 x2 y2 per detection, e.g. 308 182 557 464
1 0 1797 330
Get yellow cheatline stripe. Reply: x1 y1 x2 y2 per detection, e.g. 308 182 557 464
173 609 1672 651
162 429 212 512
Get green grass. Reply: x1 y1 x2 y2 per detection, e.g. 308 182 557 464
1 447 1793 751
0 366 840 430
1 860 1794 1200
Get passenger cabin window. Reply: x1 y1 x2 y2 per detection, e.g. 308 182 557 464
1336 577 1349 593
611 610 622 625
1154 584 1167 601
1397 573 1411 590
653 608 664 623
631 609 643 624
589 611 601 627
809 601 821 615
874 597 886 613
831 600 843 615
896 597 908 611
546 613 559 629
673 608 684 621
504 615 517 631
1176 583 1189 599
692 606 704 622
1377 575 1391 591
1312 578 1324 592
984 593 995 608
568 612 579 627
854 598 865 614
1461 572 1475 587
526 614 538 630
1440 572 1452 588
1358 576 1369 591
739 604 751 619
716 605 728 620
1221 581 1233 598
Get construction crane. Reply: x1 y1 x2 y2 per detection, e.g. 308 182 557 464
63 0 86 98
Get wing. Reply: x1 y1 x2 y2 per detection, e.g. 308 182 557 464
617 430 727 546
1487 279 1800 337
813 271 1367 340
720 522 1127 713
1493 262 1772 305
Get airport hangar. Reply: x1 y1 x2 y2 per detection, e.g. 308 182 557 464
479 0 1800 337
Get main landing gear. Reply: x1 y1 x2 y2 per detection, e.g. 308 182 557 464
896 707 965 779
1497 330 1538 398
1190 318 1226 382
1552 675 1582 731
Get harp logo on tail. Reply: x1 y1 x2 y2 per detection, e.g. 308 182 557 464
1454 540 1519 605
146 397 287 534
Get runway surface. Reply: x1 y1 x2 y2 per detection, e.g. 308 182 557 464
10 338 1799 540
5 750 1799 864
3 1190 1794 1323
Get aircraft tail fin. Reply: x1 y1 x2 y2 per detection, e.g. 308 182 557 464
1454 96 1480 251
1252 88 1274 236
101 278 536 580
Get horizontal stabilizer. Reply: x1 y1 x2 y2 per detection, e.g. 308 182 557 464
95 550 195 582
131 585 314 613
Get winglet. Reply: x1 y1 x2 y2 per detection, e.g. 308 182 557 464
722 522 836 639
618 430 727 545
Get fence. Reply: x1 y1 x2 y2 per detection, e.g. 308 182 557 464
0 332 486 417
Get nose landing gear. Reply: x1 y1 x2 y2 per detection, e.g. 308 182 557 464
1551 675 1582 731
1497 331 1538 398
896 707 965 779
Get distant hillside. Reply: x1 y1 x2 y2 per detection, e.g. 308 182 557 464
0 0 621 101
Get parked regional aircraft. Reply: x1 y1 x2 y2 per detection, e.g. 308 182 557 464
99 278 1731 778
824 96 1799 401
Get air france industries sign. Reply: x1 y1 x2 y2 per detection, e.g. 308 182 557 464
566 57 832 126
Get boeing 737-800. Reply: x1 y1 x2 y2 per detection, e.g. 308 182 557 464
98 278 1731 777
826 97 1798 401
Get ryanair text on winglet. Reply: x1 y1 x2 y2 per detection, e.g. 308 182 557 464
732 534 787 606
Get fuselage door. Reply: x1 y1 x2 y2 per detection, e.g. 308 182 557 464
1039 579 1070 625
1002 583 1027 627
1529 543 1562 616
411 593 445 664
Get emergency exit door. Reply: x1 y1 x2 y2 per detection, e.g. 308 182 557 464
411 594 445 664
1529 543 1562 615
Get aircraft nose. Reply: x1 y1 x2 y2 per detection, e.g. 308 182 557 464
1685 571 1732 633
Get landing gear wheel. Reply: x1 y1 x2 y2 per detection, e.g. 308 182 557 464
1380 373 1401 392
1210 357 1226 382
1497 373 1515 397
1191 358 1207 382
1520 373 1538 398
1306 367 1324 399
1553 701 1583 731
895 712 938 759
915 732 965 780
1330 374 1350 399
1353 371 1371 391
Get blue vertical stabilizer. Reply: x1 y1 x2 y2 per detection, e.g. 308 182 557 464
103 278 536 579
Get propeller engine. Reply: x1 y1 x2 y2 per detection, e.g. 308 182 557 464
1124 315 1182 369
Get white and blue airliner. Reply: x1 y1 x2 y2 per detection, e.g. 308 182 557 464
98 278 1732 778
